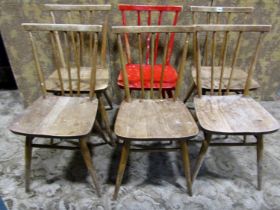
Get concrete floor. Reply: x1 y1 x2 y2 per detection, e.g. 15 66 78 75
0 90 280 210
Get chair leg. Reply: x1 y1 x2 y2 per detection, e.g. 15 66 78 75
94 120 110 145
256 134 263 191
25 136 33 192
113 140 130 200
179 140 192 196
79 136 101 197
184 80 195 103
192 132 212 182
103 90 113 110
97 93 116 147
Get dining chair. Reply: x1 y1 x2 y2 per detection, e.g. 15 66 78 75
44 4 115 145
9 23 105 197
185 6 256 101
117 4 183 98
192 24 279 191
111 25 199 200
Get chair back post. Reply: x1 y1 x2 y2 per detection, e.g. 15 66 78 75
22 23 103 99
44 4 112 68
194 24 271 97
112 25 195 100
118 4 182 65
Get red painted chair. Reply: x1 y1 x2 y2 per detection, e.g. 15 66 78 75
117 4 182 97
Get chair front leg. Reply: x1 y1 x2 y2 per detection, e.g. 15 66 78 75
25 136 33 192
256 134 264 190
113 140 130 200
179 140 192 196
79 136 101 197
184 80 195 103
192 132 212 183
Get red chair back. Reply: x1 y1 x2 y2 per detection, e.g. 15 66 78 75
118 4 182 65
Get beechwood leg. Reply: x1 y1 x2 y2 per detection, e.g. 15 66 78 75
113 140 130 200
25 136 33 192
180 140 192 196
79 136 101 197
192 132 211 182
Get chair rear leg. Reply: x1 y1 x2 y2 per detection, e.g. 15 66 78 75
184 80 195 103
79 136 101 197
256 134 264 190
192 132 212 182
180 140 192 196
25 136 33 192
103 90 113 110
113 140 130 200
97 93 116 146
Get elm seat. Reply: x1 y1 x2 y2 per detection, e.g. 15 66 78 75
194 95 279 134
115 99 199 140
9 95 98 138
45 65 109 93
192 66 260 91
118 64 178 89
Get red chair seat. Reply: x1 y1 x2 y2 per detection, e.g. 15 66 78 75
118 64 177 89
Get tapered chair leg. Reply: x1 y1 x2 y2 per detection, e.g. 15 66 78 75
256 134 263 190
79 136 101 197
25 136 33 192
97 93 116 147
184 80 195 103
113 140 130 200
192 132 212 182
103 90 113 110
180 140 192 196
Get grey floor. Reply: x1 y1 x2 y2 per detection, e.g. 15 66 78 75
0 90 280 210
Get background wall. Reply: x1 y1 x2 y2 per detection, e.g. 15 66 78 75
1 0 279 105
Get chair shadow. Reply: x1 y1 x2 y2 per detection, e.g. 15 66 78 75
106 143 131 185
136 142 183 190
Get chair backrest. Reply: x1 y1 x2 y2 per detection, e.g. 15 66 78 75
118 4 183 65
44 4 111 67
112 25 195 101
22 23 103 99
190 6 254 24
194 24 271 97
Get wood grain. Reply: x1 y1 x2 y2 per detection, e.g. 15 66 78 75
9 95 98 138
192 66 260 91
45 4 112 11
45 66 109 92
22 23 102 32
194 95 279 134
114 99 199 140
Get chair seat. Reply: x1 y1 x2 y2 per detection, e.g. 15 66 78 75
194 95 279 134
9 95 98 138
118 64 178 89
45 65 109 93
192 66 260 91
115 99 199 140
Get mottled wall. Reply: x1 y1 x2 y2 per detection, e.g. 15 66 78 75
1 0 279 105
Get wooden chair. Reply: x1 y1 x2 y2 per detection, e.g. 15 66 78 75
192 24 279 191
117 4 183 98
9 23 105 196
185 6 256 101
111 25 199 200
44 4 115 145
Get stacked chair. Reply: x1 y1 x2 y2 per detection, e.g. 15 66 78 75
9 2 279 200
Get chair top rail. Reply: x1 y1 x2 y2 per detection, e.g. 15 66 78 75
112 25 196 34
22 23 102 32
44 4 112 11
195 24 271 32
118 4 182 12
190 6 253 13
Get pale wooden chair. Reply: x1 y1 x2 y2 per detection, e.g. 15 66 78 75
9 23 105 196
185 6 257 101
111 25 199 200
192 24 279 191
44 4 115 145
